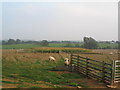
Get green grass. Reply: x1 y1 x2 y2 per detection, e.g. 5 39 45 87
2 81 19 84
30 86 42 88
1 43 118 49
17 84 28 88
49 43 118 49
49 43 66 47
1 44 41 49
2 58 88 88
98 43 118 49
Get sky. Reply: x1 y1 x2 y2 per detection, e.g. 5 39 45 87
1 1 118 41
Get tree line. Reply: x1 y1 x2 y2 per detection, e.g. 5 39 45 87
1 37 119 49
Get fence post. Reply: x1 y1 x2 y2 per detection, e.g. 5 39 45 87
77 55 79 73
86 57 89 78
70 54 73 72
111 61 114 86
102 61 105 83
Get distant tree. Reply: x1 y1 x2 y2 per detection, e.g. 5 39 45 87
16 39 21 44
105 41 110 44
111 40 115 43
83 37 98 49
8 39 16 44
41 40 49 46
2 40 7 45
116 41 119 43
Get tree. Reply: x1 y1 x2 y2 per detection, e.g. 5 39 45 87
83 37 98 49
41 40 49 46
8 39 16 44
2 40 7 45
16 39 21 44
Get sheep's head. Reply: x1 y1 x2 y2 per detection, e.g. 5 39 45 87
64 58 69 61
64 58 70 65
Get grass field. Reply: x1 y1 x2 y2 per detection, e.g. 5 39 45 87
48 43 67 47
1 48 118 88
1 43 118 49
98 43 118 49
2 50 89 88
1 44 41 49
78 49 118 63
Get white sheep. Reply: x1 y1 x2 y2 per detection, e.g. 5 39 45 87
109 52 113 55
16 49 24 53
64 58 70 66
49 56 56 61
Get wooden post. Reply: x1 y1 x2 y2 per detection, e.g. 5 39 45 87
70 54 73 72
102 61 105 83
74 55 77 72
70 54 73 65
77 55 79 73
86 57 89 77
111 60 114 86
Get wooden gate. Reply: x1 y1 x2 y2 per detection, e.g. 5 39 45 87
112 60 120 87
70 54 113 85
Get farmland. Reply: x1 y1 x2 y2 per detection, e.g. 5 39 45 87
1 44 41 49
1 47 118 88
78 49 118 63
1 42 118 49
1 49 88 88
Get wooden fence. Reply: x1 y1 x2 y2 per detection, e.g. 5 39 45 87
69 54 113 85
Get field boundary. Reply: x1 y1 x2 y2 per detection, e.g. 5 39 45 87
69 54 113 85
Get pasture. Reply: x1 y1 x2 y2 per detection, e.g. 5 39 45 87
1 50 87 88
78 49 118 63
1 48 118 88
1 42 118 49
1 44 41 49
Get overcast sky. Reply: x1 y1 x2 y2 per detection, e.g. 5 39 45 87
2 2 118 41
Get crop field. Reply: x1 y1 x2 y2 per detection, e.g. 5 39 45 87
1 48 118 88
32 47 91 53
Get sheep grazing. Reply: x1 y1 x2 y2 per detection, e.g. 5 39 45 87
64 58 70 66
16 49 24 53
49 56 56 61
77 86 82 88
109 52 113 55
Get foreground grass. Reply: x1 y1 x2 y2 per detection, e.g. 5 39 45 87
2 58 87 88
